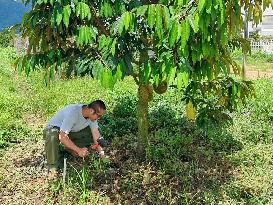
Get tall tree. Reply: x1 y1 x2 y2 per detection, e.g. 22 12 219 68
17 0 271 151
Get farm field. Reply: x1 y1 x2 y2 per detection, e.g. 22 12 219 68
1 47 273 204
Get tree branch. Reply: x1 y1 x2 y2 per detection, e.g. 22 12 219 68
90 6 110 36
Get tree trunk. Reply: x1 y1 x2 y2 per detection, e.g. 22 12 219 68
242 55 247 80
242 12 249 80
137 84 153 154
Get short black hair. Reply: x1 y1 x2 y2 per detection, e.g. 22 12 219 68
88 100 106 112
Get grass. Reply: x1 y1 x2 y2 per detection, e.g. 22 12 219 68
1 47 273 204
246 61 273 72
233 50 273 72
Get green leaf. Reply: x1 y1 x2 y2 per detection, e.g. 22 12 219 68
118 16 124 34
163 6 170 29
191 51 198 63
143 62 151 84
181 19 190 49
177 72 183 92
148 5 155 29
50 65 55 81
37 0 43 5
48 50 55 63
181 70 189 87
56 9 63 26
155 5 163 39
51 5 62 26
129 13 136 32
136 5 148 16
167 66 176 85
176 22 181 42
111 38 117 56
98 35 105 50
102 1 113 17
207 65 212 81
169 21 178 47
153 74 159 87
101 69 115 89
220 29 228 45
63 5 71 28
124 12 131 31
76 2 91 20
118 60 127 79
44 70 49 86
194 15 200 32
101 69 111 88
202 41 210 56
206 0 212 14
76 26 96 46
198 0 206 12
189 14 199 33
211 7 216 21
115 65 123 80
220 8 224 25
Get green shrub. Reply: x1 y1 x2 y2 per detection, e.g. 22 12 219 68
0 29 15 48
0 47 34 148
99 96 138 139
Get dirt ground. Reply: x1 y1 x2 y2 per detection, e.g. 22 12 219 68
245 70 273 79
0 140 50 205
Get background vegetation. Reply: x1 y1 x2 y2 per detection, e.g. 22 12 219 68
233 49 273 72
1 46 273 204
0 28 16 48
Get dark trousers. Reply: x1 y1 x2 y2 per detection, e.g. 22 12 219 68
43 126 92 169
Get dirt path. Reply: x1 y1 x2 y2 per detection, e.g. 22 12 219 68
245 70 273 79
0 140 50 205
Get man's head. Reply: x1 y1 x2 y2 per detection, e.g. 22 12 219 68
87 100 106 121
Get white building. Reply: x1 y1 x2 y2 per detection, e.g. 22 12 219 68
249 6 273 36
246 6 273 53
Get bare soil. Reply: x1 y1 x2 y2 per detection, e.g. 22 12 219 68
245 70 273 79
0 140 49 205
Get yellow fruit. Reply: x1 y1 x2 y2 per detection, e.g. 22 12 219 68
186 100 196 120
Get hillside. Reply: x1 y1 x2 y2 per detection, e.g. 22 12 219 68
0 0 30 31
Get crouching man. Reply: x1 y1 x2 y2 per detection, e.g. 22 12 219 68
43 100 106 172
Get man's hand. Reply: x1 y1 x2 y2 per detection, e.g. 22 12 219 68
99 150 105 158
77 147 89 158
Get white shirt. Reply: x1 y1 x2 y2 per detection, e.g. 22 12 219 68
46 104 98 134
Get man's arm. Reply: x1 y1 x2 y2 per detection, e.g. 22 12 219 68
91 128 104 156
59 131 89 158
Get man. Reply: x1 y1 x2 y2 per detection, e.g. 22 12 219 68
43 100 106 172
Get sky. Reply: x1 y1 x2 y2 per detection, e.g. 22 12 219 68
0 0 30 31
